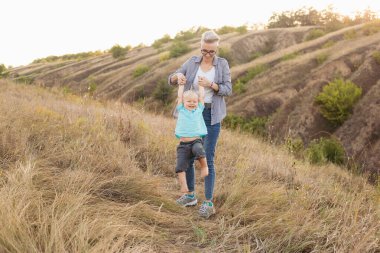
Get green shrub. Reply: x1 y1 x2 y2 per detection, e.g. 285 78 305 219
316 52 329 65
372 51 380 64
33 51 104 63
216 26 236 35
249 52 263 61
362 20 380 36
315 78 362 126
233 80 247 95
159 52 170 62
321 40 335 48
109 44 130 59
153 79 174 104
87 76 97 95
240 64 268 83
174 28 198 41
217 47 233 66
285 137 304 158
169 41 190 58
15 75 34 84
133 64 149 78
152 34 172 49
236 25 248 34
0 64 8 78
281 52 299 61
305 29 326 41
233 64 268 94
223 114 268 137
343 29 357 40
306 137 345 165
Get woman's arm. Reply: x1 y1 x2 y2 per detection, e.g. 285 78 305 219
215 59 232 96
168 58 190 86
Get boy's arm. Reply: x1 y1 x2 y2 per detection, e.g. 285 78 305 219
198 85 205 105
177 84 184 105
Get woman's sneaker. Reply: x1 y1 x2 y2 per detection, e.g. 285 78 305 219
176 194 197 207
199 201 216 218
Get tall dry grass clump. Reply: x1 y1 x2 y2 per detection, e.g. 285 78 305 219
0 80 187 252
0 80 379 252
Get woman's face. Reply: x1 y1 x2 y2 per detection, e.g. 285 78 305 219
201 42 217 60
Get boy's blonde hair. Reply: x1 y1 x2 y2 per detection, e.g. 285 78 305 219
183 90 199 100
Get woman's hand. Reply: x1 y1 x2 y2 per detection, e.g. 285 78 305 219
197 76 211 87
177 73 186 85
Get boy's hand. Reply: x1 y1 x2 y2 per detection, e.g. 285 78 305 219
177 73 186 85
198 76 211 87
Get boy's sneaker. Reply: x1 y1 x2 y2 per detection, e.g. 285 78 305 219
199 201 216 218
176 194 197 207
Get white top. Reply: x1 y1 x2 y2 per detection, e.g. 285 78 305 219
193 66 215 103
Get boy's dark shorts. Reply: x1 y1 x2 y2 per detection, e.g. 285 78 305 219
176 139 206 173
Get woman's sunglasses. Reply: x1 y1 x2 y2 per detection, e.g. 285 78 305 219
201 49 216 55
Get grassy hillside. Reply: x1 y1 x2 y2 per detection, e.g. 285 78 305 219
0 80 379 252
7 22 380 176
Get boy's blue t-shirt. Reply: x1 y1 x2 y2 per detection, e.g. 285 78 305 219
175 103 207 138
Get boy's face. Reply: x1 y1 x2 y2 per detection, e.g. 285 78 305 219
183 96 198 110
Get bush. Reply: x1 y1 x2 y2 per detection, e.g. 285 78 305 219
372 51 380 64
152 34 172 49
236 25 248 34
233 64 269 94
343 29 357 40
174 28 198 41
133 64 149 78
321 40 335 48
216 26 236 35
15 75 34 84
169 41 190 58
32 51 104 63
0 64 8 78
159 52 170 62
315 78 362 126
316 52 329 65
306 137 345 165
153 79 174 104
87 76 97 95
281 52 299 61
285 137 304 158
109 44 130 59
223 114 268 137
362 20 380 36
305 29 326 41
233 80 247 95
249 52 263 61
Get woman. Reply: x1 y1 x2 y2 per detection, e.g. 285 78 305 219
168 30 232 218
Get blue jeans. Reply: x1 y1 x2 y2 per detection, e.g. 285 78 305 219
186 107 221 200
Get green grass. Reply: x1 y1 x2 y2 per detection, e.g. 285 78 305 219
133 64 149 78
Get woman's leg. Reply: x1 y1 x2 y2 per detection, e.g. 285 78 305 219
202 108 221 201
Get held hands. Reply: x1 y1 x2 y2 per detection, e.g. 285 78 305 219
176 73 186 85
197 76 211 88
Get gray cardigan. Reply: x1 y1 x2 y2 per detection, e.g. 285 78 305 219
168 55 232 125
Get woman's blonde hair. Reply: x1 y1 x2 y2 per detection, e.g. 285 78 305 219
201 30 220 47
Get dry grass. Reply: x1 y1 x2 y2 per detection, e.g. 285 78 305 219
0 80 379 252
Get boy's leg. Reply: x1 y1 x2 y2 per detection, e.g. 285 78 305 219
178 171 189 193
199 157 209 177
176 143 191 192
192 140 209 177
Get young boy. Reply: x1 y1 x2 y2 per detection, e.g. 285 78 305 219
175 81 209 199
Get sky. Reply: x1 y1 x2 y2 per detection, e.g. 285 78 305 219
1 0 380 67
